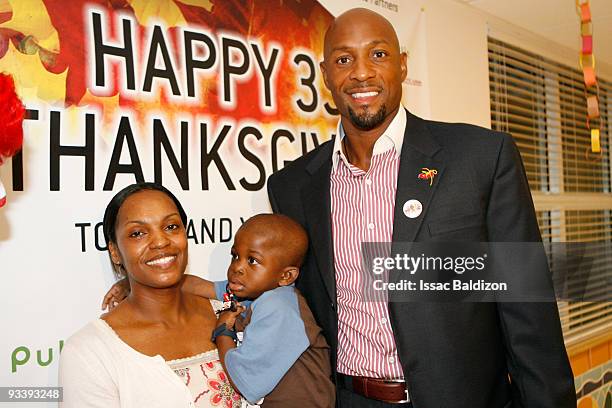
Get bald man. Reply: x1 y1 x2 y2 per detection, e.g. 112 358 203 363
267 7 575 408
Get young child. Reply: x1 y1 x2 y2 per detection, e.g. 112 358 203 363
103 214 335 408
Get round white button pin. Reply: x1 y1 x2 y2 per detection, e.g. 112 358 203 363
403 199 422 219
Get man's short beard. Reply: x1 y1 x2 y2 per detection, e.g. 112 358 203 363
348 105 387 131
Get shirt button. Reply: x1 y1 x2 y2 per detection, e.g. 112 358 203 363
367 223 375 230
389 356 396 364
365 178 372 186
380 317 388 325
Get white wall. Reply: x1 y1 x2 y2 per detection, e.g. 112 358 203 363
422 0 492 127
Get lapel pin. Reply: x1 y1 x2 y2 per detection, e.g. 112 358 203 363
403 199 423 219
418 168 438 186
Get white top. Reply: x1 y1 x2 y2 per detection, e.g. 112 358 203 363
59 319 226 408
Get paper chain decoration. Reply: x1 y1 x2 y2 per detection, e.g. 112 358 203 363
576 0 601 155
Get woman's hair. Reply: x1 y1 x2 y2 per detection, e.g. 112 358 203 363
102 182 188 277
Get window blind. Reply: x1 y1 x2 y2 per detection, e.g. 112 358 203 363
490 38 612 347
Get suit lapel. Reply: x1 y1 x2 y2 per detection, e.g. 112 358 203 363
389 112 446 380
392 111 446 244
301 142 336 303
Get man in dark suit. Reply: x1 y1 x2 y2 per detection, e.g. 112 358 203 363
267 7 575 408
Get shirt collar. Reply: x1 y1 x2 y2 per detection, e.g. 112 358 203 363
332 106 407 171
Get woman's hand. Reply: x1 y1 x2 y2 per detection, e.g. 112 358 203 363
101 278 130 311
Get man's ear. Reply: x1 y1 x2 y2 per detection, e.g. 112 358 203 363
320 60 331 90
400 51 408 82
108 241 122 267
278 266 299 287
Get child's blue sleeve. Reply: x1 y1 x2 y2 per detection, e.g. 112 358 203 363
224 287 309 404
214 280 228 301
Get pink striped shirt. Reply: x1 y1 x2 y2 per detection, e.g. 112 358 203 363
330 108 406 379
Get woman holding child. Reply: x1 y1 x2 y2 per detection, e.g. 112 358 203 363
59 183 242 407
60 182 335 408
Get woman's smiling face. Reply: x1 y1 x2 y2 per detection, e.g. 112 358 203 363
109 189 188 289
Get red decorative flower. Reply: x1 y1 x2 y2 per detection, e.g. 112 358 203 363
208 370 241 407
0 73 25 165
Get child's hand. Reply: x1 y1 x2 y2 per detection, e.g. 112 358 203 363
216 304 245 330
101 278 130 311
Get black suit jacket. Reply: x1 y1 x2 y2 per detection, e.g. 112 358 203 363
267 110 576 408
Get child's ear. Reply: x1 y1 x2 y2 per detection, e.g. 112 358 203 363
278 266 299 287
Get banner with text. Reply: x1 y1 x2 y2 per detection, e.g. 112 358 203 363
0 0 428 401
